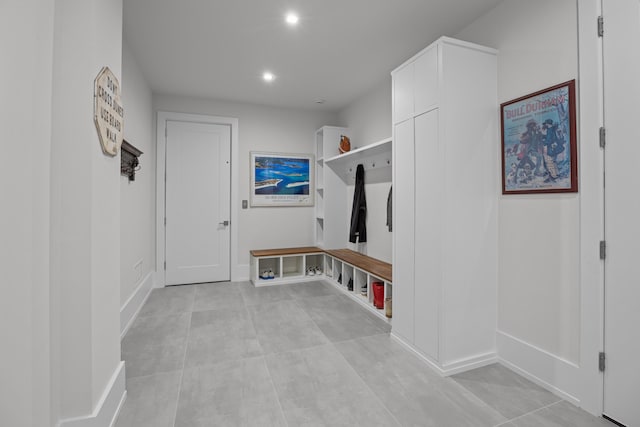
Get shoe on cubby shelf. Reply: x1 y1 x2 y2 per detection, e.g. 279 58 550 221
337 273 342 284
347 278 353 291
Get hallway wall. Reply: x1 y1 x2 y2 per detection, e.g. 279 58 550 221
153 95 339 279
456 0 580 380
121 41 156 317
0 1 55 425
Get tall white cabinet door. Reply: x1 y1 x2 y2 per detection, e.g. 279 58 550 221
603 1 640 425
393 118 415 343
413 110 440 361
414 46 439 115
393 64 414 124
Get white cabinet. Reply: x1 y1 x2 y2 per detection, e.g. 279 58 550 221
392 37 498 375
315 126 349 248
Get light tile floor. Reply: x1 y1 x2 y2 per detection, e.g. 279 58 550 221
115 280 613 427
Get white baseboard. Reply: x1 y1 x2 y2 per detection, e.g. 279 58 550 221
496 330 580 405
58 362 126 427
120 272 154 339
233 263 250 282
390 333 497 376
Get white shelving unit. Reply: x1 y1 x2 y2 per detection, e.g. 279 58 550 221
322 250 392 323
324 137 392 184
314 126 349 248
250 247 325 286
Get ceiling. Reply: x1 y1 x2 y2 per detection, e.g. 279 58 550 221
123 0 503 112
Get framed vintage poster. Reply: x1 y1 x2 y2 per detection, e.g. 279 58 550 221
250 152 314 207
501 80 578 194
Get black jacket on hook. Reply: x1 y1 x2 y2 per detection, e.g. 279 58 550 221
349 164 367 243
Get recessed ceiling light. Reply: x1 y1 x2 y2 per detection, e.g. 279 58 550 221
285 12 299 26
263 71 276 82
315 99 326 104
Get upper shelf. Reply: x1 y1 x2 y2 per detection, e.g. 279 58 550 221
324 137 392 184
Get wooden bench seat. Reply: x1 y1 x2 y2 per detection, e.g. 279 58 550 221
250 246 323 257
324 249 392 283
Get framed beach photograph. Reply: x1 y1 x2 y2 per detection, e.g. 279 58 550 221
501 80 578 194
250 152 314 207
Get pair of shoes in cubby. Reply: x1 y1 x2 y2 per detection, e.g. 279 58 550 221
306 266 323 276
260 269 275 280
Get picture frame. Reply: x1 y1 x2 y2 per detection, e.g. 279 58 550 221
250 152 314 207
501 80 578 194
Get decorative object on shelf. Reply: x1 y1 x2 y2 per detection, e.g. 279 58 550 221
338 135 351 154
385 297 392 318
250 152 314 207
501 80 578 194
94 66 124 156
120 140 143 181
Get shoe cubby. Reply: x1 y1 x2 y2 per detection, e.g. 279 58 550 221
324 255 333 277
257 257 280 281
333 260 344 285
343 265 354 291
355 269 368 301
305 254 324 277
282 255 304 279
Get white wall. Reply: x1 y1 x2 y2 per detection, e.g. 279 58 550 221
153 95 339 277
452 0 586 405
338 80 394 263
0 1 54 425
338 79 392 147
456 0 580 364
50 0 125 422
121 41 155 306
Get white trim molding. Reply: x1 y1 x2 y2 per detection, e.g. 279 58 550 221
390 333 498 377
120 272 154 339
497 330 581 405
156 111 240 287
58 362 126 427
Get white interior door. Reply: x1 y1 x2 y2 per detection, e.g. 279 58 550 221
165 120 231 285
603 1 640 425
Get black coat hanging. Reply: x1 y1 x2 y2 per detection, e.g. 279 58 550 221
349 164 367 243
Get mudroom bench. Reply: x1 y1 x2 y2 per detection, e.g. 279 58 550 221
250 246 392 321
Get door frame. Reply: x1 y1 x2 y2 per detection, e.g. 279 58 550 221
577 0 605 416
156 111 239 287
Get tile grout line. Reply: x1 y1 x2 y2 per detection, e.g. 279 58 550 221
170 289 196 427
493 400 564 426
330 336 403 427
243 287 289 426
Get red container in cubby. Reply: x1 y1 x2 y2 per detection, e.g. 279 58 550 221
372 282 385 309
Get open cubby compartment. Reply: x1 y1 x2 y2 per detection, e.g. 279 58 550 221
384 282 393 318
257 257 281 280
333 259 344 285
282 255 304 279
354 269 368 300
369 275 386 311
342 264 354 291
305 253 324 276
324 254 333 277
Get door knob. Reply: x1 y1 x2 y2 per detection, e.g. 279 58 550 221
219 220 230 226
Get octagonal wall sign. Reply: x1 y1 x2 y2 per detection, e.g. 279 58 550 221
94 66 124 156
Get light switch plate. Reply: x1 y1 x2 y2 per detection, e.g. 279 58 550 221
242 200 248 209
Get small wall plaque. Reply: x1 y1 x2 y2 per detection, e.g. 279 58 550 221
94 66 124 156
